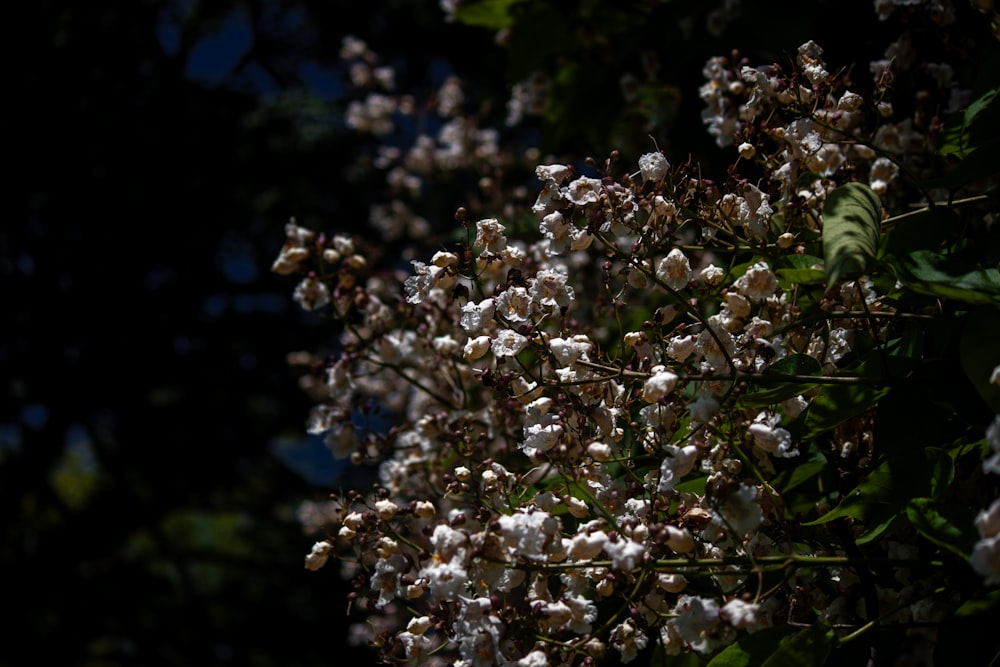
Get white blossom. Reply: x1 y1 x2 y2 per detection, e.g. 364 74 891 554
656 249 693 291
638 152 670 181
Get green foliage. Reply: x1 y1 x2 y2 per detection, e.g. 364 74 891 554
706 627 798 667
758 623 836 667
960 307 1000 413
821 183 882 290
454 0 528 29
740 354 822 408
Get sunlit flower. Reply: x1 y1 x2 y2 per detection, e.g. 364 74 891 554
566 176 603 205
475 218 508 255
492 329 529 357
639 152 670 181
304 540 333 571
656 248 692 291
496 286 533 323
643 365 679 403
531 267 576 309
734 261 778 301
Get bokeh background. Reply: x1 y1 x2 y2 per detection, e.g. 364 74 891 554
7 1 989 665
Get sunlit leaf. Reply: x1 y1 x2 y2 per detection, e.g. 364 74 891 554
821 183 882 289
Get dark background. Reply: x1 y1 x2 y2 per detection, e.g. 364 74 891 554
6 1 991 665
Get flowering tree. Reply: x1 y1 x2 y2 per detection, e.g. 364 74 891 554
277 1 1000 664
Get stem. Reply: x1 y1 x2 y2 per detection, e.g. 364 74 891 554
880 195 990 232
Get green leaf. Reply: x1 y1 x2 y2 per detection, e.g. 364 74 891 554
821 183 882 289
954 589 1000 618
707 627 798 667
905 498 978 560
893 249 1000 305
453 0 527 29
938 86 998 158
776 267 827 286
802 371 893 439
741 354 822 408
802 457 897 528
651 643 704 667
759 622 836 667
773 459 827 495
959 306 1000 413
804 448 954 543
776 255 827 287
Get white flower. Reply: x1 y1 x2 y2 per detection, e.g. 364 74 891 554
604 536 646 570
539 211 573 254
587 442 612 461
667 335 696 362
498 509 560 560
713 482 763 535
531 267 576 309
658 444 699 492
738 142 756 159
869 156 899 195
371 553 408 607
492 329 529 357
569 529 608 560
414 501 436 519
507 650 550 667
461 298 495 333
566 176 603 205
495 286 533 323
374 499 399 520
798 40 828 84
611 619 648 663
656 248 692 291
670 595 720 654
971 498 1000 585
696 327 736 371
475 217 508 254
721 598 764 629
970 505 999 588
748 411 798 458
700 264 725 286
548 335 593 366
735 261 778 300
976 497 1000 540
304 540 333 571
404 261 444 304
535 163 572 184
464 335 492 361
738 184 773 238
293 275 331 311
638 152 670 181
643 366 679 403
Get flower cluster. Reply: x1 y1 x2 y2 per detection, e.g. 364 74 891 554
279 4 999 665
